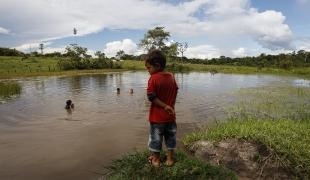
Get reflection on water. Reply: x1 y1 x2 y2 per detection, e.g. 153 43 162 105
293 79 310 87
0 72 306 180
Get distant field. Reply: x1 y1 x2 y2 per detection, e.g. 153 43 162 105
0 56 60 73
0 56 126 78
1 56 310 79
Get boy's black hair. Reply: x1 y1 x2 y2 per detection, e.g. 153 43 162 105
144 49 166 70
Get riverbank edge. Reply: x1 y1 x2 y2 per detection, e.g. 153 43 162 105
1 59 310 79
106 119 310 179
182 119 310 179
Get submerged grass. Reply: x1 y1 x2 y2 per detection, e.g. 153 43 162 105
228 86 310 121
0 81 22 98
106 150 236 180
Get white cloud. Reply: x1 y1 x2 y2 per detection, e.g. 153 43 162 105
232 47 247 57
15 42 53 52
0 27 10 34
0 0 293 51
184 44 221 59
103 39 138 57
297 38 310 51
44 47 66 54
168 1 293 50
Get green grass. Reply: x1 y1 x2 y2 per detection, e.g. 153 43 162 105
227 86 310 121
0 81 22 98
182 119 310 178
183 86 310 178
1 56 310 79
106 150 236 180
0 56 129 78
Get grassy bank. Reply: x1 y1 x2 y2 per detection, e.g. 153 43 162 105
106 150 236 180
1 56 310 79
182 119 310 178
107 85 310 178
183 86 310 178
0 56 128 79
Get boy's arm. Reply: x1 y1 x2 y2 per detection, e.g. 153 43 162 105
148 95 175 115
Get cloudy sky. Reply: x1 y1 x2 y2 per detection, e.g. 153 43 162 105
0 0 309 58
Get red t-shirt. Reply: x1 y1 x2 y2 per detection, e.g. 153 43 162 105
147 71 178 123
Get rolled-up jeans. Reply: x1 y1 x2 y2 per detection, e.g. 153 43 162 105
148 122 177 152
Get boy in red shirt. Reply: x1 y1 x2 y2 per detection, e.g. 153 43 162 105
145 50 178 167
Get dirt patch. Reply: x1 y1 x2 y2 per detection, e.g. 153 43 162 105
188 139 294 179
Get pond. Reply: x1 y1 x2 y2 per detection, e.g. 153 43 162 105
0 71 307 180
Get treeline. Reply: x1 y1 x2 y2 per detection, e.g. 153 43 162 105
0 47 25 56
57 44 121 70
111 50 310 70
183 50 310 69
1 47 309 70
0 45 121 70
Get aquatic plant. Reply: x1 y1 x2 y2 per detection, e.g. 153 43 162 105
0 81 22 98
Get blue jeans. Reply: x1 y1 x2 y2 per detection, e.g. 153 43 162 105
148 122 177 152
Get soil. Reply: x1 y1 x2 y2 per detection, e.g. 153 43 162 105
188 139 294 180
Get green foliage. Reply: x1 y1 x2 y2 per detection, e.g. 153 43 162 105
183 120 310 178
116 50 125 60
0 81 22 98
0 47 24 56
163 42 179 61
57 44 118 70
139 27 170 51
107 150 236 180
183 86 310 178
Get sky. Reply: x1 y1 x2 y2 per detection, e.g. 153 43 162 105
0 0 310 59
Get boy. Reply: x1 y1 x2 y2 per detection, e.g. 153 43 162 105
65 99 74 109
145 50 178 167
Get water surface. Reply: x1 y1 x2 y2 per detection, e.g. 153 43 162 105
0 71 304 180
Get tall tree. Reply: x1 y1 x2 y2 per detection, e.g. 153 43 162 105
39 43 44 54
116 50 125 60
95 51 106 59
177 42 188 64
139 27 170 51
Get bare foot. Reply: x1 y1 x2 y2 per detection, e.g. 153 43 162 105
148 155 161 167
165 158 175 167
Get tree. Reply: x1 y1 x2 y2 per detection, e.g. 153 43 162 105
39 43 44 54
95 51 106 59
65 44 88 60
163 42 178 62
139 27 170 51
116 50 125 60
177 42 188 64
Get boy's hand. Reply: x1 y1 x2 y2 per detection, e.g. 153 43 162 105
164 105 175 115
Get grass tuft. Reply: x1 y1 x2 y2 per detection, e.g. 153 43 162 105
0 81 22 98
106 150 236 180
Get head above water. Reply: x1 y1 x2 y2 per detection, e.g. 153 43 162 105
65 99 74 109
66 100 72 106
144 49 166 74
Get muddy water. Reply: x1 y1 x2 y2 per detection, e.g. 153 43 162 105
0 71 303 180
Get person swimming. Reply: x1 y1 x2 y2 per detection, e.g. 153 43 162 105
130 88 133 94
117 88 120 94
65 99 74 109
